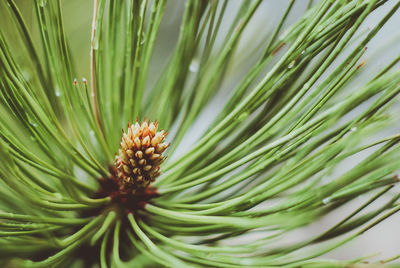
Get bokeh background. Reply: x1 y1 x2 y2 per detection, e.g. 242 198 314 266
2 0 400 263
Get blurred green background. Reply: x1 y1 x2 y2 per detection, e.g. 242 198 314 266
1 0 400 263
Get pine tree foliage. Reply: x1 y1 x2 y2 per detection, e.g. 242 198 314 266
1 0 400 267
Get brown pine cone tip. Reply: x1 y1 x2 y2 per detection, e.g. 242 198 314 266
114 120 169 194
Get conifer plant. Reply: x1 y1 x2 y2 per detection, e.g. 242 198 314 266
1 0 400 267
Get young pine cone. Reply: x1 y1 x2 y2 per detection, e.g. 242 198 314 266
114 120 169 194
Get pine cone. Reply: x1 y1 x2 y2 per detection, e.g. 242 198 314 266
114 120 169 194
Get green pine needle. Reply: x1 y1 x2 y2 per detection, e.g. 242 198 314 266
1 0 400 267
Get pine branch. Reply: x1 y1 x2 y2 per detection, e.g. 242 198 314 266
1 0 400 267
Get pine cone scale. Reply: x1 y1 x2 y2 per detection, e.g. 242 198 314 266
114 120 168 193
